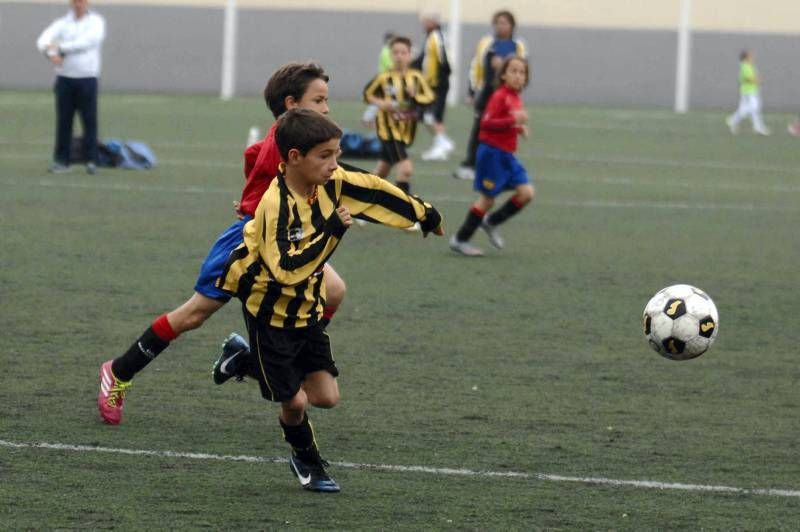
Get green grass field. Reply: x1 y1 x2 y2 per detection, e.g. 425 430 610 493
1 90 799 530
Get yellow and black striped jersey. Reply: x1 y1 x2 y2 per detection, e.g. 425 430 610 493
417 27 451 89
363 69 434 144
217 163 442 329
468 36 528 96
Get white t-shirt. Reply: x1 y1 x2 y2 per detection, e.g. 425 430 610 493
36 10 106 78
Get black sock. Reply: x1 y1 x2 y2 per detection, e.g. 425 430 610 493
396 181 410 194
280 413 319 460
455 207 484 242
111 327 170 381
487 197 525 226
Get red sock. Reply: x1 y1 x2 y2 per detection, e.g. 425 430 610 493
469 205 486 218
151 314 178 342
322 306 337 322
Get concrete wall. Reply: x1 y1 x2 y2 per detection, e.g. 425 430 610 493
2 2 798 109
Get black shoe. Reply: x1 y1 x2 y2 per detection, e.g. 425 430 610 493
289 453 340 492
211 332 249 385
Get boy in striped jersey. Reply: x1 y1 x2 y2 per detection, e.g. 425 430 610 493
363 35 435 195
96 63 347 425
214 109 443 492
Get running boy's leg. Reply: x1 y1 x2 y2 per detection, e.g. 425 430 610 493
455 193 495 244
97 219 245 424
480 153 535 247
395 157 413 193
321 264 345 327
246 316 340 492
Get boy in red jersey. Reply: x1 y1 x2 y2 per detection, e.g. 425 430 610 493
450 56 535 256
97 63 345 425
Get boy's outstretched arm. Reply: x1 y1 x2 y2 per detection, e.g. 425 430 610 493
333 163 444 236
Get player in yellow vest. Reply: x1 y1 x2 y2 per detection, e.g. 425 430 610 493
726 50 770 136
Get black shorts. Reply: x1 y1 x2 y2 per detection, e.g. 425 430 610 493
380 139 409 165
244 314 339 402
427 83 449 123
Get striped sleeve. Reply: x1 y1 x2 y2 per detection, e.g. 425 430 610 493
410 71 435 106
363 73 384 104
260 187 346 286
335 165 442 233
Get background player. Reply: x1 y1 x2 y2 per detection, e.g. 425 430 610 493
363 36 434 196
453 10 527 181
450 56 535 256
413 9 455 162
726 49 770 136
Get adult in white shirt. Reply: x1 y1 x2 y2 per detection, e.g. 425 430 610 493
36 0 105 174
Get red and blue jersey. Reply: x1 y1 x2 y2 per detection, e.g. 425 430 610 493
239 123 280 217
478 84 523 154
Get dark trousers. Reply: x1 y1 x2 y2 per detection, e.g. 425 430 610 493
462 114 482 168
53 76 98 165
461 88 493 168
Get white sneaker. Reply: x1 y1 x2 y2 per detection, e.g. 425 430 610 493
449 235 484 256
438 135 455 153
452 166 475 181
480 216 505 249
354 218 368 227
404 222 421 233
421 145 449 161
725 116 738 134
755 126 771 136
48 162 71 174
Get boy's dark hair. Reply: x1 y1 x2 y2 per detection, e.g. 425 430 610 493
264 62 329 119
274 108 343 161
495 55 529 88
389 35 412 50
383 31 395 43
739 49 750 61
492 10 516 31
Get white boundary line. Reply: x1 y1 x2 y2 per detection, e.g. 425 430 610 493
2 439 798 498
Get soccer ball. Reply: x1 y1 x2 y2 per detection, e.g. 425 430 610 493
642 284 719 360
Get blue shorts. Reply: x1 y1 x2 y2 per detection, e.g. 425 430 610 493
194 216 252 301
474 143 531 198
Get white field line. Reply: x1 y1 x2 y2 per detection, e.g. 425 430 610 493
1 177 797 212
2 140 799 175
1 439 798 498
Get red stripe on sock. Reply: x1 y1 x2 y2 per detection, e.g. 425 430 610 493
511 195 527 209
322 306 337 321
469 206 486 217
151 314 178 342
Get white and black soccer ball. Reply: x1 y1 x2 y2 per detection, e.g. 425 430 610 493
642 284 719 360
